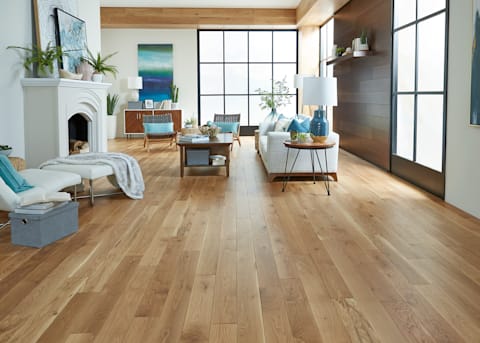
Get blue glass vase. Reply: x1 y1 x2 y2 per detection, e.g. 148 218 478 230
309 109 329 142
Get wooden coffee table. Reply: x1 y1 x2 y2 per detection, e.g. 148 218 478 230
177 133 233 177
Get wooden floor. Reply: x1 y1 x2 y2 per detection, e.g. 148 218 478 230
1 137 480 342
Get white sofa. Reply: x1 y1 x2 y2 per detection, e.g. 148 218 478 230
0 169 81 212
258 131 339 181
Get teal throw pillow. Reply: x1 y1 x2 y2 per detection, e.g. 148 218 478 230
287 118 310 133
143 122 174 134
213 122 239 133
0 155 33 193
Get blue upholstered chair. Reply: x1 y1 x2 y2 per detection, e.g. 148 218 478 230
213 113 241 150
143 114 177 151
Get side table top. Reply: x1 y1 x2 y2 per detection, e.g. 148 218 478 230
283 140 336 150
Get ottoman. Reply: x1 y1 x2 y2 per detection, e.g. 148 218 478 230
41 164 119 206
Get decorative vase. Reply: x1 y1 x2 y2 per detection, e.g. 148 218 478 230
259 108 278 135
76 61 94 81
309 109 329 143
106 115 117 139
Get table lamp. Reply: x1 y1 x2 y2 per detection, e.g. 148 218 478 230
127 76 143 101
302 77 337 142
294 74 314 115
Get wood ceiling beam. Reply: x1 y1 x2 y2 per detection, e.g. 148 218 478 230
101 7 297 28
296 0 350 27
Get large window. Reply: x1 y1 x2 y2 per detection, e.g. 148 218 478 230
392 1 447 172
198 30 298 130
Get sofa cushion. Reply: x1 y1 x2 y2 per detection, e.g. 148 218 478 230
0 155 33 193
274 117 292 132
287 117 310 133
143 122 174 134
212 121 239 133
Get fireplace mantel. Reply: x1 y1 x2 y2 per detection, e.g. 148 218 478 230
22 78 111 168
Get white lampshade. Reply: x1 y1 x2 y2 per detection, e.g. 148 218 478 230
293 74 314 88
303 77 338 106
127 76 143 90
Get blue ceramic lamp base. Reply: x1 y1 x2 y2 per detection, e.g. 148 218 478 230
309 108 329 143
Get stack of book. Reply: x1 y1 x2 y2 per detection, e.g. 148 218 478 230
210 154 226 166
14 201 69 215
178 134 209 143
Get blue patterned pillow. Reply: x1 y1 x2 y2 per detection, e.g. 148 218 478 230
0 155 33 193
287 118 310 133
143 122 174 134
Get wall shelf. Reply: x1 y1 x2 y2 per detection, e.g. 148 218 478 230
326 51 372 66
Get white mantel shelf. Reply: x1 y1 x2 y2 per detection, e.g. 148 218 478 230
21 78 111 89
22 78 111 168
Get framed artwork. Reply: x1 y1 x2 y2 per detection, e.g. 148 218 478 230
144 99 154 109
138 44 173 102
55 8 87 73
33 0 78 77
471 0 480 126
33 0 78 48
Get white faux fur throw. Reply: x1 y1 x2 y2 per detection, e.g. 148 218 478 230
40 152 145 200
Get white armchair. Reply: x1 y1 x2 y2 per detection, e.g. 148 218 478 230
0 169 81 212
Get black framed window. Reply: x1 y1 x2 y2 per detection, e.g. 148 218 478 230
198 30 298 131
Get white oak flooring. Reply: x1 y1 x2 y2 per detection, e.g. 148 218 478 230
0 137 479 342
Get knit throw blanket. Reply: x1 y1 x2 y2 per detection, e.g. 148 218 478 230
40 152 145 200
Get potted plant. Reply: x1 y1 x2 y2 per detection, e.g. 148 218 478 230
358 29 369 51
106 93 119 139
81 48 118 82
7 43 67 78
255 77 292 133
0 145 13 156
170 82 179 109
255 76 292 113
184 117 197 128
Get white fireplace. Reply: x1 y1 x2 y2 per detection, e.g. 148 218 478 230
21 78 111 168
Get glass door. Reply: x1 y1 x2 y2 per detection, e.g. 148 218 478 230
391 0 448 197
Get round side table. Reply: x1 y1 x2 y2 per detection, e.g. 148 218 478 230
282 140 336 194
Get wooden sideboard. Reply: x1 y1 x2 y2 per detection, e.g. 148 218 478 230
124 109 182 136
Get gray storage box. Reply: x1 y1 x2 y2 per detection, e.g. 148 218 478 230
9 202 79 248
186 149 210 166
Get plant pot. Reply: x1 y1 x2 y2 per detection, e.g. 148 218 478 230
106 115 117 139
92 73 103 83
171 102 179 109
37 68 55 78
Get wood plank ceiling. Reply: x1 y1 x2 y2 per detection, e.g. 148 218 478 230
100 0 351 28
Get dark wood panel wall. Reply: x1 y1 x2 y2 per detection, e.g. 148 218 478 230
332 0 392 170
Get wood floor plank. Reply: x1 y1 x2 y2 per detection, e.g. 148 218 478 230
0 138 479 342
181 274 216 342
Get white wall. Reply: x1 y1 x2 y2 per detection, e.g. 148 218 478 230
0 0 32 157
445 1 480 218
101 29 198 137
78 0 101 54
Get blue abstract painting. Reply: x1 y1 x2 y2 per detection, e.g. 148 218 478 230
138 44 173 102
471 0 480 125
55 8 87 73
